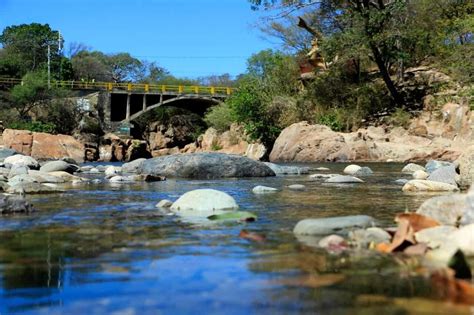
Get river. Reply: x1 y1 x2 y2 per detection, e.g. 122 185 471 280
0 163 469 314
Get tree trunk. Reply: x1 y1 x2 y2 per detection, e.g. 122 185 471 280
370 42 403 105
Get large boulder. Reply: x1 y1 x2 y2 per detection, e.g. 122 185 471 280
170 189 239 217
4 155 40 169
0 195 35 215
140 153 275 179
425 160 454 174
270 122 349 162
2 129 84 162
426 165 458 186
416 188 474 226
122 158 147 173
293 215 375 235
457 144 474 189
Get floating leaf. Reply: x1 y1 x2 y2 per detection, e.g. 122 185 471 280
239 229 266 243
207 211 257 222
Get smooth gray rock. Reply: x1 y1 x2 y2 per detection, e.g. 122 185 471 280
402 180 459 192
7 182 63 194
0 149 18 162
425 160 454 173
325 175 364 184
416 193 471 225
0 194 34 214
293 215 375 235
8 174 38 186
449 224 474 256
27 170 66 183
141 153 275 179
414 226 458 248
263 162 310 175
354 167 373 176
122 158 147 173
252 185 278 194
8 165 29 178
4 155 39 170
427 165 458 187
40 160 76 174
402 163 425 174
170 189 239 217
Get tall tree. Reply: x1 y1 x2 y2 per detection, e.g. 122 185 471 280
0 23 63 77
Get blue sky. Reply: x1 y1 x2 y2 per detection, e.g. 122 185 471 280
0 0 275 78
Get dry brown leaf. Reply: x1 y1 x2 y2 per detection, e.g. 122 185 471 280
239 230 266 243
395 213 440 233
279 273 346 288
385 218 415 253
403 243 429 256
375 242 391 253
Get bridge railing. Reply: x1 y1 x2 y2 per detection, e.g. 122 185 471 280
0 78 234 96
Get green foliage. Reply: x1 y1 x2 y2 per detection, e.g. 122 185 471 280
388 108 412 128
0 23 62 77
10 71 55 117
210 140 223 151
204 103 235 132
315 109 344 132
7 120 56 133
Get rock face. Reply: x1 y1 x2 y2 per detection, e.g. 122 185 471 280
2 129 85 162
0 195 35 214
293 215 375 235
170 189 238 217
270 120 469 163
140 153 275 179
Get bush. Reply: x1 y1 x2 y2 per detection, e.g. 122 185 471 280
388 108 412 128
7 120 56 133
204 103 235 132
315 109 344 131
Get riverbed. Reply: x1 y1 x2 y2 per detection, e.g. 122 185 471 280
0 163 469 314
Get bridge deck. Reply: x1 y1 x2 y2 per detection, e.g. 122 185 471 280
0 78 234 96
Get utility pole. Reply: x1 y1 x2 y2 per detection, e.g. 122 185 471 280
47 44 51 89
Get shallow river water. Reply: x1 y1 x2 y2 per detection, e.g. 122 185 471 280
0 163 471 314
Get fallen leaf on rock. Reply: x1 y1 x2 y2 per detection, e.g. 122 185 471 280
395 213 440 233
279 273 346 288
239 230 266 243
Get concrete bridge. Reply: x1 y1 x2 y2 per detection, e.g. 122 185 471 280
0 78 234 135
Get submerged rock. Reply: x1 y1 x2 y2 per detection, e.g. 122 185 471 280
293 215 375 235
0 194 34 214
288 184 306 190
122 158 147 173
156 199 173 208
170 189 239 217
349 227 391 248
325 175 364 184
402 180 459 192
252 185 278 194
140 153 275 179
7 182 63 194
394 179 409 185
309 173 338 179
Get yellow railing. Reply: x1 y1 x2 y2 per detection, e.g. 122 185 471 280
0 78 234 96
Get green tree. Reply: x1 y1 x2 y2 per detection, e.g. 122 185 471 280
0 23 63 77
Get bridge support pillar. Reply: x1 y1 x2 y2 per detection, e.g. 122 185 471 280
160 94 163 105
142 94 147 111
126 93 131 121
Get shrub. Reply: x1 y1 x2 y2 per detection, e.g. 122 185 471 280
204 103 235 132
7 120 56 133
388 108 412 128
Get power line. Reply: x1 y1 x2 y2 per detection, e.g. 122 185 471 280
131 55 248 60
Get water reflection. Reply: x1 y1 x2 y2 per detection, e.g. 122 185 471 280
0 163 468 314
